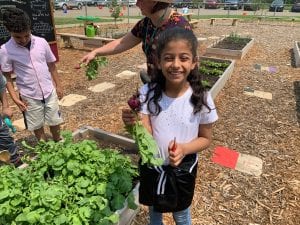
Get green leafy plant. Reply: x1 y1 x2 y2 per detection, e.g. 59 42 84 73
76 57 108 80
200 60 230 69
199 59 231 91
126 93 164 167
199 60 230 77
227 32 252 45
199 67 223 76
0 132 138 224
201 80 212 88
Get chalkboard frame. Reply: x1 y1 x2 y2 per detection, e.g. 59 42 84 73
0 0 57 46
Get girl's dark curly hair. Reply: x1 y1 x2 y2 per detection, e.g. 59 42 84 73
145 27 211 116
0 7 31 33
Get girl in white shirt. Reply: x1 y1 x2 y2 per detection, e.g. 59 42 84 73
123 27 218 225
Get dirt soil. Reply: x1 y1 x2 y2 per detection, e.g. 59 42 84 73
11 20 300 225
213 36 252 50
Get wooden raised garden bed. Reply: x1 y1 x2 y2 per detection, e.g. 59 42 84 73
205 35 254 59
199 56 235 99
293 41 300 68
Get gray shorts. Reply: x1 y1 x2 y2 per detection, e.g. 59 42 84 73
21 90 63 131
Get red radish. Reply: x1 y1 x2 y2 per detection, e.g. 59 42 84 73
74 64 81 70
125 92 163 166
127 94 141 112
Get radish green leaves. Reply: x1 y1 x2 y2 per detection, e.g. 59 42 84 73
126 93 163 167
76 57 108 80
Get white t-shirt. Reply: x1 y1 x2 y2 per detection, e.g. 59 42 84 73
140 84 218 164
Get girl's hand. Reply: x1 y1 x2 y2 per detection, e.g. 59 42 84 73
81 51 97 65
15 99 28 112
122 108 137 126
168 140 185 167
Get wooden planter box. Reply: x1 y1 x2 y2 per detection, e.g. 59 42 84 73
73 126 139 225
294 41 300 68
199 56 235 99
205 37 255 60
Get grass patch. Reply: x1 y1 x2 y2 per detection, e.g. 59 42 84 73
54 17 121 25
53 15 300 25
192 14 300 21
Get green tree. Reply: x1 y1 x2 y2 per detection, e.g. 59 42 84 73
110 0 121 26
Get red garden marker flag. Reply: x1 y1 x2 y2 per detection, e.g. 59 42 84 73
211 146 239 169
211 146 263 176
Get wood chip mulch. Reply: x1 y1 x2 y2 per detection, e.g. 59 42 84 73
11 20 300 225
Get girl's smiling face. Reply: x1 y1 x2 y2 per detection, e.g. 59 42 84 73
158 39 197 85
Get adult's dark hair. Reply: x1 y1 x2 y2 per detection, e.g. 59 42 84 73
151 2 170 14
145 27 210 116
0 7 31 32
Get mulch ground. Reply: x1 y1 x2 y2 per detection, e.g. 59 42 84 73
10 19 300 225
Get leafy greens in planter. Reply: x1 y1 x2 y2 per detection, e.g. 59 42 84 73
213 33 252 50
199 60 229 77
199 59 230 89
0 132 138 225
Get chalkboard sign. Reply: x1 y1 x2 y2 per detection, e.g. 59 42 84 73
0 0 56 45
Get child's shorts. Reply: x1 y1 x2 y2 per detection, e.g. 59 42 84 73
21 90 63 131
0 117 18 156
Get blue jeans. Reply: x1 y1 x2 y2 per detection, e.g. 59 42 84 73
0 117 17 156
149 206 192 225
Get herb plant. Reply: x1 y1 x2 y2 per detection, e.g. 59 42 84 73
0 132 138 225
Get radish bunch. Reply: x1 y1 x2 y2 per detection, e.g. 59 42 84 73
126 93 163 166
75 57 108 80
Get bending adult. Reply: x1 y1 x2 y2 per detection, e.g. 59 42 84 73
81 0 192 83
